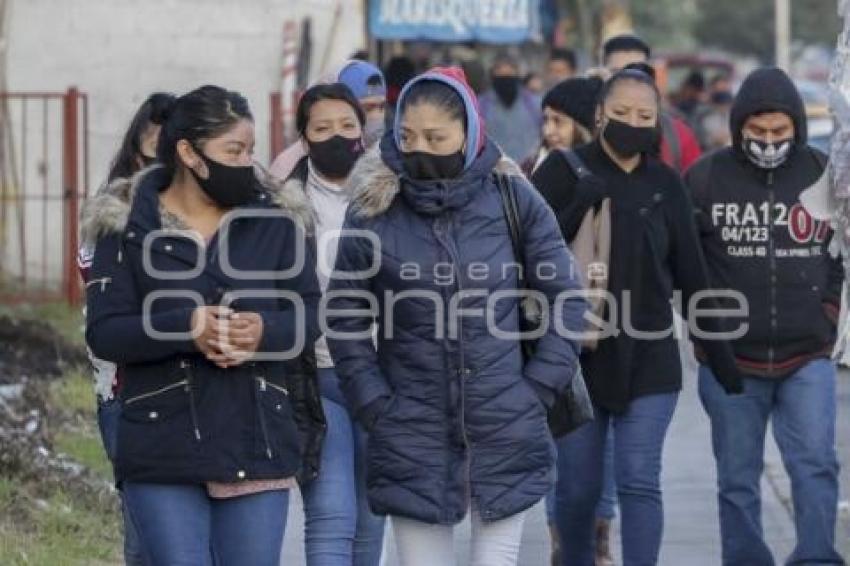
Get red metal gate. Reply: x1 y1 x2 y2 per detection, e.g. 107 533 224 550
0 88 89 305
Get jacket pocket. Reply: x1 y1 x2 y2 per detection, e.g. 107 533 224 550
122 379 190 423
117 365 203 473
366 395 421 488
253 376 301 465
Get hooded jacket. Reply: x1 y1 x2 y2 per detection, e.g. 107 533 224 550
685 67 843 378
82 165 325 484
326 68 586 524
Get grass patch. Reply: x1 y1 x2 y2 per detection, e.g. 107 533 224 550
0 369 121 565
47 369 112 479
48 369 96 419
0 482 121 566
52 431 111 479
0 324 121 564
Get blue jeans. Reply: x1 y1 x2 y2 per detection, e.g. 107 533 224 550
597 429 618 521
554 392 678 566
699 360 844 566
545 427 617 524
122 482 288 566
96 399 145 566
300 385 386 565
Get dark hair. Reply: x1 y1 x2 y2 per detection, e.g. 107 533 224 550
383 56 416 89
597 69 663 147
399 80 466 128
683 70 706 91
598 68 661 108
295 83 366 136
491 52 519 74
157 85 252 180
549 48 577 70
107 92 176 182
623 61 656 80
602 34 651 63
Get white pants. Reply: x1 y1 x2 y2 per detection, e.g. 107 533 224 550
392 508 526 566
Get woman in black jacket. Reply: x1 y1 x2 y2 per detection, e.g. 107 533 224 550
83 85 321 566
532 68 742 566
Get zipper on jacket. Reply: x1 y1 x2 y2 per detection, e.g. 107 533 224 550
766 171 776 374
180 359 202 441
255 376 275 460
433 212 476 516
260 377 289 397
208 230 222 267
85 277 112 291
124 379 188 405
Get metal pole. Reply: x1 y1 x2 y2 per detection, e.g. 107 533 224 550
269 92 283 163
63 87 80 305
775 0 791 70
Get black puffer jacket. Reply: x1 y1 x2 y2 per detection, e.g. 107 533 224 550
82 166 325 484
685 68 843 378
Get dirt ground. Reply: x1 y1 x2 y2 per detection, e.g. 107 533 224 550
0 314 87 385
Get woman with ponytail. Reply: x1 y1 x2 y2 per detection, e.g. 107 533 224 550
82 85 322 566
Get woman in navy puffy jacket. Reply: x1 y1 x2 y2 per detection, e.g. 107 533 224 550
326 68 587 565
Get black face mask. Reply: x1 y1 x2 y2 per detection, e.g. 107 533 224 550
602 118 658 159
491 76 520 107
189 150 255 208
402 150 465 181
742 137 793 170
307 135 364 179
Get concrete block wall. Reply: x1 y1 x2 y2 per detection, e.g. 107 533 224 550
3 0 364 283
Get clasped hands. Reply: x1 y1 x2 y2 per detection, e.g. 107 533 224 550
191 306 264 369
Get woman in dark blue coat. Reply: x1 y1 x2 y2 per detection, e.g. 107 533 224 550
326 68 587 565
83 85 322 566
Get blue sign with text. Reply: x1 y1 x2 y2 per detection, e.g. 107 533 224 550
369 0 539 44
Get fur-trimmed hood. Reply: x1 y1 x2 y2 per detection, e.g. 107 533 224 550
345 139 525 219
79 163 314 247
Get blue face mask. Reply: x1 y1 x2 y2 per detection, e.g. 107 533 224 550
363 117 385 147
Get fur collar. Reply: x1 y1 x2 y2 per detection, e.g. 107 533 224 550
79 164 315 247
345 146 525 219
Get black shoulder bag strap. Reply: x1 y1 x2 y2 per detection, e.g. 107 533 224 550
558 148 592 180
495 172 523 266
493 171 594 438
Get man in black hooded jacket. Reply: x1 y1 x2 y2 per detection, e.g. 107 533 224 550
685 67 845 566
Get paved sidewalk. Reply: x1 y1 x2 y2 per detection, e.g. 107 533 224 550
281 367 849 565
